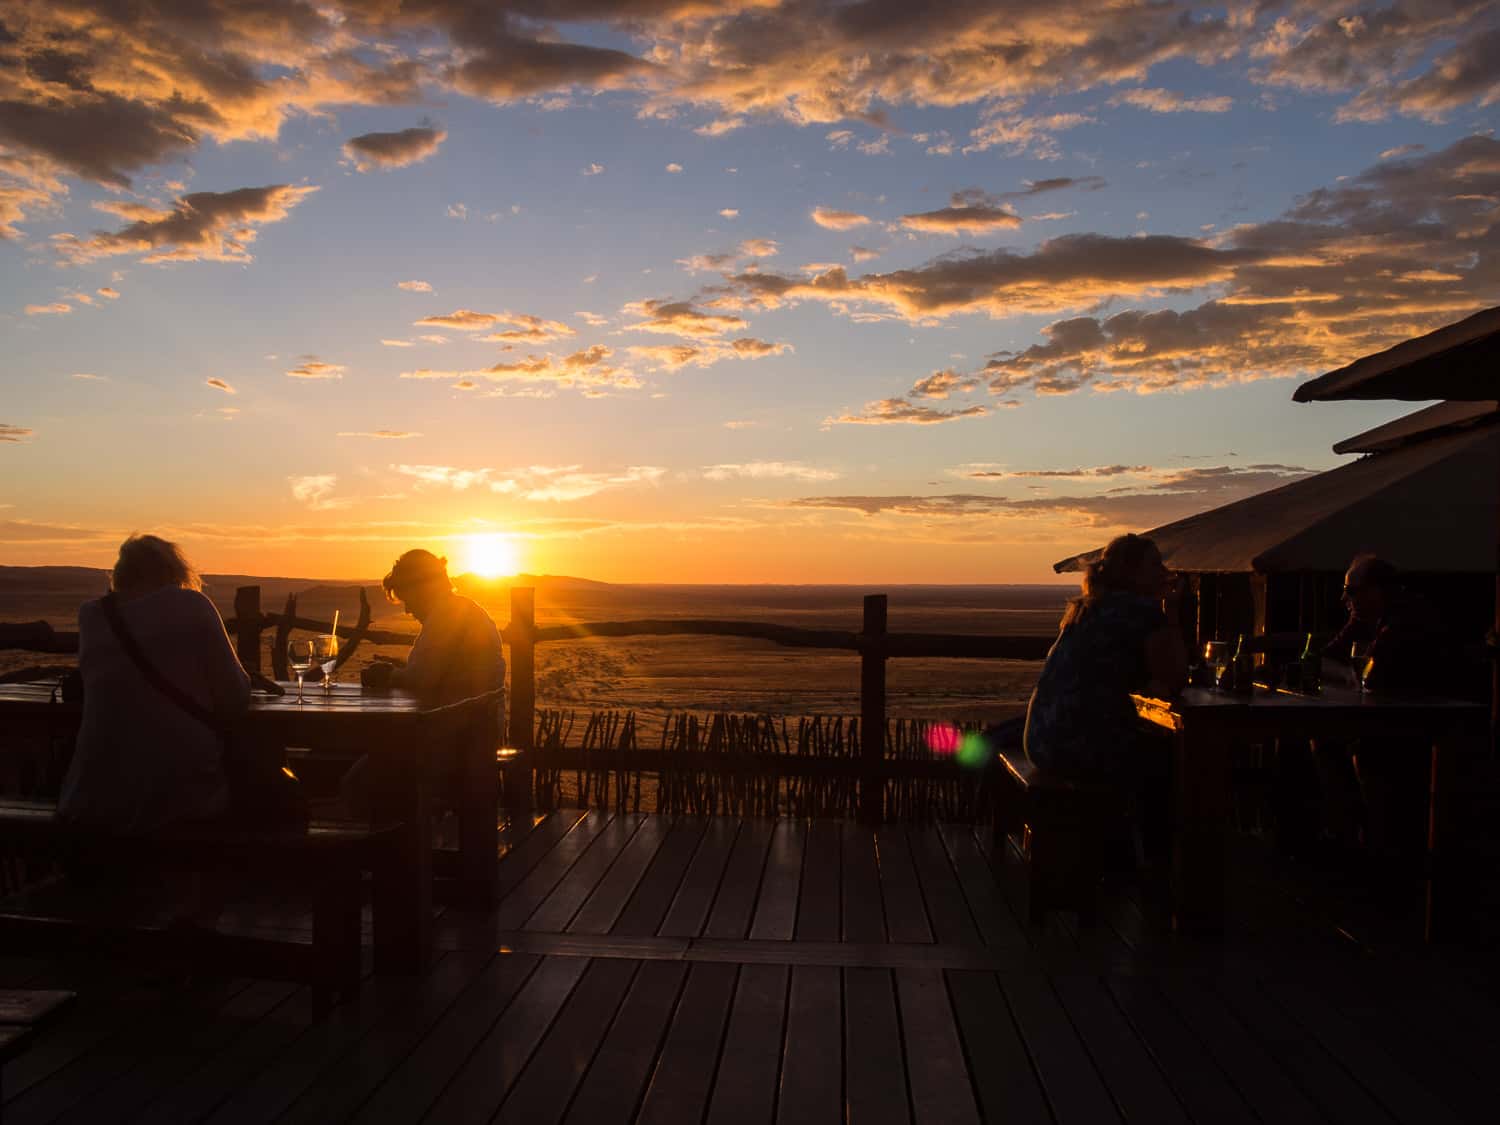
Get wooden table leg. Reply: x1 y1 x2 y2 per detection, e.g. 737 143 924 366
1172 725 1228 937
370 750 432 973
458 721 499 907
1424 737 1457 944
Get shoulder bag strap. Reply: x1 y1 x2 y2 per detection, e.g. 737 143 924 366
98 593 224 735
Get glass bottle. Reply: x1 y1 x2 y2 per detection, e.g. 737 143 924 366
1231 634 1255 695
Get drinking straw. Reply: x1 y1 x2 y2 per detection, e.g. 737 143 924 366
330 609 339 639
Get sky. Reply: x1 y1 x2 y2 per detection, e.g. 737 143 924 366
3 1 1499 584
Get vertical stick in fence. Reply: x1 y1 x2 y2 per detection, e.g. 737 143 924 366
233 586 262 674
859 593 888 826
507 586 536 810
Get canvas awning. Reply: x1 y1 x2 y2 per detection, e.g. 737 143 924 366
1332 400 1497 454
1053 421 1499 575
1293 305 1500 403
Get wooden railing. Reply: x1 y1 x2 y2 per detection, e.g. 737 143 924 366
5 584 1057 824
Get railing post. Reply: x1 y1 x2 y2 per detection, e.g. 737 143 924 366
859 594 888 826
507 587 536 809
234 585 262 674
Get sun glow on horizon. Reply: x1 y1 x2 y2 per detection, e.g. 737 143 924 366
458 533 522 579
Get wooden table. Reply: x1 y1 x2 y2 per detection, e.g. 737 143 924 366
0 681 502 973
1133 685 1486 940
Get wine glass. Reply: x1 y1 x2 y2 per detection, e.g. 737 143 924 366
1203 641 1230 692
1350 641 1373 696
312 633 339 694
287 638 316 704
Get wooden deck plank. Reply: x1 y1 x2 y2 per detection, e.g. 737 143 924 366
495 958 641 1125
347 953 540 1125
636 962 738 1125
749 820 806 942
570 816 672 936
796 821 842 942
563 960 689 1125
525 815 646 932
704 963 789 1125
1213 971 1399 1125
843 967 910 1125
6 977 248 1125
1051 973 1191 1125
937 823 1029 951
132 985 321 1125
659 818 741 939
840 822 886 943
1155 972 1324 1125
776 966 842 1124
56 978 295 1125
945 970 1051 1125
877 828 933 945
907 827 980 947
703 821 774 941
488 812 615 931
203 971 428 1125
274 951 494 1125
1256 969 1465 1125
613 818 708 938
1104 972 1258 1125
1001 971 1121 1124
424 955 590 1125
895 969 980 1125
497 810 592 897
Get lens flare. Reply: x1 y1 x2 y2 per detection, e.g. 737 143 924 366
956 731 991 769
926 722 961 755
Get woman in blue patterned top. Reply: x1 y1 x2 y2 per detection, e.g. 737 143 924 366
1024 534 1187 782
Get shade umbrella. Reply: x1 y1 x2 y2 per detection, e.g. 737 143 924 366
1053 421 1499 575
1292 303 1500 743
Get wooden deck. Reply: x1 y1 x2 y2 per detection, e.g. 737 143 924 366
2 811 1496 1123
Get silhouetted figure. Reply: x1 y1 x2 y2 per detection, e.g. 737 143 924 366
1023 535 1187 864
342 550 503 817
58 535 249 834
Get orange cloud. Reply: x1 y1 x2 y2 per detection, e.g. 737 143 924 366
344 125 446 171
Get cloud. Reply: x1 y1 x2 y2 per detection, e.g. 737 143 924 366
964 110 1094 158
850 245 882 262
703 461 840 482
204 377 236 394
812 206 871 230
71 372 107 381
288 475 346 510
54 185 317 265
337 430 422 439
344 125 446 171
1111 89 1233 114
0 519 111 541
0 424 34 443
719 208 740 218
898 189 1023 235
285 359 345 380
0 154 66 238
625 299 749 338
666 162 683 173
415 309 574 342
393 463 665 502
824 398 991 426
96 286 120 299
447 203 468 220
956 464 1152 480
723 232 1249 321
722 419 757 429
627 336 792 370
400 345 640 392
24 302 71 315
397 280 433 292
583 162 605 176
738 238 779 258
381 338 415 347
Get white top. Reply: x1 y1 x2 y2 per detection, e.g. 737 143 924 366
59 587 250 833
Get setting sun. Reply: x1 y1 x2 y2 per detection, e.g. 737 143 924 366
459 534 521 579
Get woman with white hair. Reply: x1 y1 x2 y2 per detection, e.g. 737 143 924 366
58 534 252 833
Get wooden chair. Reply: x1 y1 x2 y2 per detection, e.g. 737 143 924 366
994 752 1113 926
